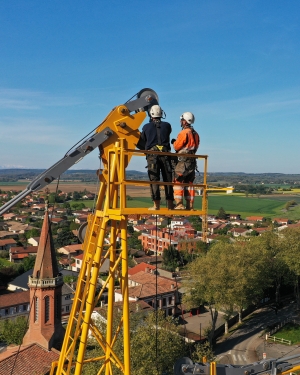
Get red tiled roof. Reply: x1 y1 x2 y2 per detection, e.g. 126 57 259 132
126 271 180 298
246 216 264 221
0 238 16 246
128 262 156 276
0 343 60 375
0 290 30 308
11 246 38 254
229 228 248 233
63 244 82 252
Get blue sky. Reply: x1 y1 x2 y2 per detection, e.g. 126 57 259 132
0 1 299 173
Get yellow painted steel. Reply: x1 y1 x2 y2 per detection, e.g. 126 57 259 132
50 105 209 375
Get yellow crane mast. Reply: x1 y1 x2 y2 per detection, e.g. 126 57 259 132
49 93 208 375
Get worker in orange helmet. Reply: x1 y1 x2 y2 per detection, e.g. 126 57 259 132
171 112 200 210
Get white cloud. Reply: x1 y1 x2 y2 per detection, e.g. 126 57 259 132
0 88 84 110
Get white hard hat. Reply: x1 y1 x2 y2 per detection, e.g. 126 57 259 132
149 105 163 118
180 112 195 125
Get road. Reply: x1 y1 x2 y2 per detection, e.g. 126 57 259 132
214 303 300 365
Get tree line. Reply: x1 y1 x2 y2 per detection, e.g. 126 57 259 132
182 227 300 344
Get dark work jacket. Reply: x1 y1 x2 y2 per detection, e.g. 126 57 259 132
137 120 172 151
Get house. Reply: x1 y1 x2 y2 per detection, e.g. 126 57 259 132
253 227 271 235
61 283 75 316
115 270 181 317
138 229 178 255
0 290 30 319
129 262 181 280
0 238 17 251
57 243 83 256
71 252 110 274
246 216 264 222
5 221 33 234
169 217 190 230
229 214 241 220
272 218 290 225
74 215 88 224
2 213 16 221
0 343 60 375
9 246 38 262
14 215 28 223
128 214 142 225
228 228 252 237
27 236 40 246
133 224 156 232
207 223 223 234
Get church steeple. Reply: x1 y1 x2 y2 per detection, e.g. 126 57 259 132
23 203 64 350
32 205 59 279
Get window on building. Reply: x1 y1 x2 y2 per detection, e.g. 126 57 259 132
66 305 70 312
168 296 173 305
45 296 50 323
23 304 28 311
65 294 70 300
12 306 17 314
35 297 39 322
5 308 9 315
56 295 60 318
162 298 166 307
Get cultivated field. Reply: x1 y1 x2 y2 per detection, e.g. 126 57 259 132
1 181 300 220
0 182 151 197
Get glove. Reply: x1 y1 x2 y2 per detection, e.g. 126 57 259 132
171 138 176 144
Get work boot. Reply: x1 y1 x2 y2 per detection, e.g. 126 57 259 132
167 200 174 209
186 201 195 210
174 199 185 210
148 200 160 210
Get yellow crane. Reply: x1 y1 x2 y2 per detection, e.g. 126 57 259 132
1 88 300 375
0 88 208 375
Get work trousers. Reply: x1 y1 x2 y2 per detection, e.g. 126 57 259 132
174 158 196 203
147 154 173 201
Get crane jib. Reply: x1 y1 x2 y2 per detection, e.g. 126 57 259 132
0 128 113 216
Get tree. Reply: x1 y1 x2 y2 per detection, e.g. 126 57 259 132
24 228 41 239
260 231 292 305
217 207 227 219
55 229 77 249
23 255 36 271
162 245 182 271
70 221 80 231
188 215 202 232
0 316 28 345
191 341 216 363
280 227 300 308
73 191 81 201
83 310 188 375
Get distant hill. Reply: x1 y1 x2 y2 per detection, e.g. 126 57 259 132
0 169 299 186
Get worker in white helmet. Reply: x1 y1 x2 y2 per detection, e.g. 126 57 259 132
137 105 174 210
171 112 200 210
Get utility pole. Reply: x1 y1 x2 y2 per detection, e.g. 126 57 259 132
200 323 202 341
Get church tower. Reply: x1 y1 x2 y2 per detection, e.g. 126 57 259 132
23 205 65 350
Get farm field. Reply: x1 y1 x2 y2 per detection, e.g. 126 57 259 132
69 194 300 220
1 181 300 220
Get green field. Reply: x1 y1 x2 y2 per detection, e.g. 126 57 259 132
74 194 300 220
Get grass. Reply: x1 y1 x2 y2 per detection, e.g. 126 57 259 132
273 322 300 345
67 194 300 220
